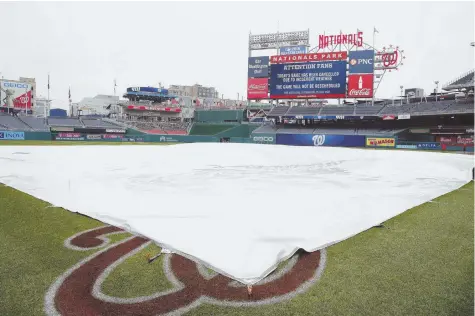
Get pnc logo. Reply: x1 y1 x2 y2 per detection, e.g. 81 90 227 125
312 134 326 146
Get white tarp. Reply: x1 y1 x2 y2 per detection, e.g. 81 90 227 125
0 144 472 284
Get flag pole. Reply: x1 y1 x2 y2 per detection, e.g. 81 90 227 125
372 27 378 106
68 86 72 117
47 73 50 118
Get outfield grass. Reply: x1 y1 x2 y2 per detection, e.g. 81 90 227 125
0 181 473 316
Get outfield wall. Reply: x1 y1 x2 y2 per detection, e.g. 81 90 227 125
1 130 471 154
277 134 366 147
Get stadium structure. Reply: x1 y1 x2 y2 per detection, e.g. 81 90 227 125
0 27 474 316
0 30 473 152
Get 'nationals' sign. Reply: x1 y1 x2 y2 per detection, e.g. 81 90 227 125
271 52 347 64
319 32 363 49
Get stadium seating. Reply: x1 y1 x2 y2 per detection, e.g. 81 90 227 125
267 106 290 116
286 107 321 116
80 118 122 128
19 116 49 131
0 114 32 131
47 117 84 127
443 69 475 90
319 106 355 115
354 104 384 115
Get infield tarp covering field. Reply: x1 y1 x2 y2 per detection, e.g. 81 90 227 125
0 143 472 284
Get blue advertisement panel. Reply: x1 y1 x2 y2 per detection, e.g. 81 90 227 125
270 61 347 99
248 57 269 78
416 142 441 150
279 46 307 55
348 50 374 74
0 131 25 140
276 134 365 147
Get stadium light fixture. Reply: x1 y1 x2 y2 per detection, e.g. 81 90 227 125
434 81 439 102
399 85 403 105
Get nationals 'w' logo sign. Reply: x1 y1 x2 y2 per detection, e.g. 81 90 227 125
45 226 326 316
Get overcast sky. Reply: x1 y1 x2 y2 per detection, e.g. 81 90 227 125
0 1 473 109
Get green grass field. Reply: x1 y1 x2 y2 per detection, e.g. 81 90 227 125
0 142 473 316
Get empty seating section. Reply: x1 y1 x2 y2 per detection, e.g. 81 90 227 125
354 105 384 115
286 107 321 116
81 119 120 128
319 106 354 115
410 102 450 114
445 101 474 113
47 117 84 127
379 104 413 115
277 127 313 134
443 70 474 89
19 116 49 131
267 106 290 116
0 115 31 131
125 121 189 134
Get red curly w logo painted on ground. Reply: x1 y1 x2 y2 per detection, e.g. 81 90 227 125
45 226 326 316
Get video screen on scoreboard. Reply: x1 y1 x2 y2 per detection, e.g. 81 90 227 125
269 61 347 99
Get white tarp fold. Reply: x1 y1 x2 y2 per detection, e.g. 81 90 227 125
0 144 472 284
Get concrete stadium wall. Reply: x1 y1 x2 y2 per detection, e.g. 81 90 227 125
214 124 253 138
25 132 52 141
189 123 236 136
194 110 245 122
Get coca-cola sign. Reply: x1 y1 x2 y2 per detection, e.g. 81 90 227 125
348 88 371 97
347 74 373 98
247 78 268 99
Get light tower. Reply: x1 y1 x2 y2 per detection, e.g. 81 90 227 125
434 81 439 102
399 85 404 105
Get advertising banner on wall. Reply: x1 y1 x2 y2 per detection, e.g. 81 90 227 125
248 56 269 78
247 78 269 99
251 133 276 144
348 50 374 74
0 131 25 140
270 52 347 64
0 81 32 109
103 134 124 139
270 61 347 99
365 137 396 147
347 74 374 98
56 132 84 141
86 134 102 140
398 114 411 120
276 134 365 147
416 142 441 150
279 46 307 55
437 136 474 145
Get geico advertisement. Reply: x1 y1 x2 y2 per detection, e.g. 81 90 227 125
252 135 275 143
366 137 396 147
